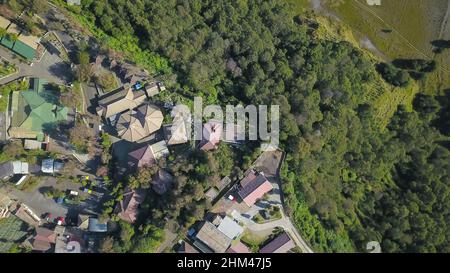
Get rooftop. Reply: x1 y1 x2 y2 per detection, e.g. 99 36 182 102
238 171 273 206
259 232 296 253
217 216 244 240
9 78 69 139
195 221 232 253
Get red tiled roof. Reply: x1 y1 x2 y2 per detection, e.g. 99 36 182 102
199 121 222 151
128 145 156 169
226 241 251 253
116 188 147 223
238 172 273 206
34 227 56 243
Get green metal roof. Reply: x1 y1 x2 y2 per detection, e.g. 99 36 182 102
9 78 69 139
12 40 36 60
0 36 14 49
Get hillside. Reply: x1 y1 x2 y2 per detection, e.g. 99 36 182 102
297 0 450 96
50 0 450 253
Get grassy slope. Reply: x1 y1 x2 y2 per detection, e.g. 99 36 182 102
314 15 420 129
319 0 450 95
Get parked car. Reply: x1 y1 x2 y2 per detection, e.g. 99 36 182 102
56 217 65 226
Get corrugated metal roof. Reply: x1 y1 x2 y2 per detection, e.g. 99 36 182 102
195 221 231 253
12 40 36 60
217 216 244 240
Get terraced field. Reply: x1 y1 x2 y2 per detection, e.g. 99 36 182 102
289 0 450 95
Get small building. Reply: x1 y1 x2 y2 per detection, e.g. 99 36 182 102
41 159 54 173
12 161 29 174
205 187 219 202
194 221 232 253
259 232 296 253
115 188 147 223
27 227 57 252
164 114 190 145
77 214 90 230
15 203 41 227
66 0 81 5
41 159 64 174
144 81 165 97
88 218 108 233
151 169 174 195
24 139 43 150
226 241 251 253
176 240 199 254
149 140 170 162
216 176 232 191
198 120 222 151
128 141 169 170
217 216 244 240
366 0 381 6
237 170 273 206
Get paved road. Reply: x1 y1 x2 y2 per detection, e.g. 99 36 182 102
0 113 5 142
248 150 314 253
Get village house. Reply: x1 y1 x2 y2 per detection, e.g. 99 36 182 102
8 78 70 141
0 16 41 61
198 120 222 151
96 84 147 119
115 104 163 142
14 203 41 226
216 216 244 240
128 140 169 171
96 82 165 142
194 221 232 253
77 214 90 230
115 188 147 223
164 114 190 146
145 81 166 97
226 241 251 253
259 232 296 253
176 240 199 254
25 227 57 252
237 170 273 206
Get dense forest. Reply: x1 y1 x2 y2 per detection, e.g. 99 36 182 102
59 0 449 252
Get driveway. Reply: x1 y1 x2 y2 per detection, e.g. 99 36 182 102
0 44 73 86
231 207 314 253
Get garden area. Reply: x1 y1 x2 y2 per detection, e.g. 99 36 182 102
0 79 28 112
252 205 282 224
0 58 17 79
0 215 31 252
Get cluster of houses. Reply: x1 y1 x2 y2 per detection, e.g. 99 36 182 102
177 213 296 254
0 15 42 62
0 158 64 185
19 212 107 253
